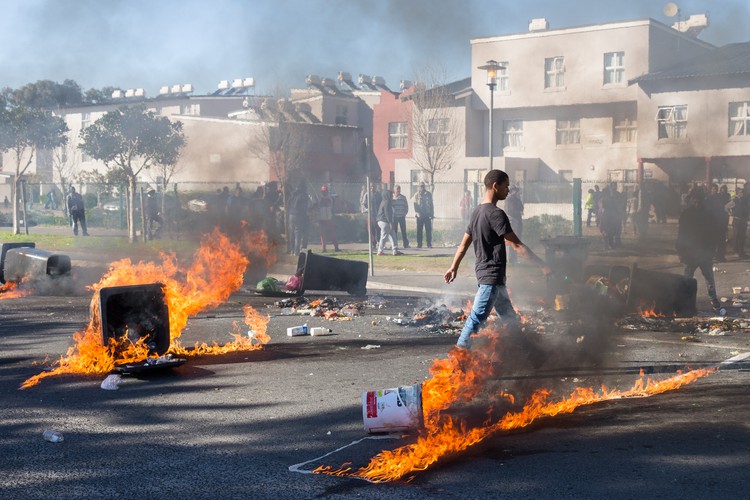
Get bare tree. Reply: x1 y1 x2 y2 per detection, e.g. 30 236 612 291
51 141 78 217
407 71 464 192
246 97 309 229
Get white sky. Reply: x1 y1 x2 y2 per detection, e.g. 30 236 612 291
0 0 747 96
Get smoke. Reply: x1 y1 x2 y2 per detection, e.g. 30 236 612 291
4 0 746 97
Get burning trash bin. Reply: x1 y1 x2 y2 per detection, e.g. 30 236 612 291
0 242 35 283
97 283 185 373
1 245 71 283
362 383 423 434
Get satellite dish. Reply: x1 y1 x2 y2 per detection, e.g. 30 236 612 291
663 2 679 17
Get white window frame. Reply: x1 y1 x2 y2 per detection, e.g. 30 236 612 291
613 117 637 143
81 112 91 130
427 118 449 146
497 61 510 92
729 101 750 137
545 56 565 89
656 105 688 139
556 119 580 145
503 120 523 149
603 51 625 85
388 121 408 149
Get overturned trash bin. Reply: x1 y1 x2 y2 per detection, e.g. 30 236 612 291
2 246 71 284
626 264 696 316
0 242 35 283
97 283 185 374
295 250 368 296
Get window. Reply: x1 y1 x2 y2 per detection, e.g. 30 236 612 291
335 105 348 125
497 61 510 92
556 119 580 145
81 112 91 129
603 52 625 85
427 118 449 146
613 117 637 143
503 120 523 148
181 104 199 115
656 105 688 139
388 122 408 149
729 101 750 137
544 56 565 89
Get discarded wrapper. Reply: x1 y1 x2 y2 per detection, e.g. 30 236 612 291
100 374 122 390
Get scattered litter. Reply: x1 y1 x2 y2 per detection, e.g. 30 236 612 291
681 335 700 342
42 430 64 443
361 344 381 350
100 374 122 390
576 336 585 344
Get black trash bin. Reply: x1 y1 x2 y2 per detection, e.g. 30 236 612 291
626 264 697 316
296 250 368 295
0 242 35 283
2 246 70 283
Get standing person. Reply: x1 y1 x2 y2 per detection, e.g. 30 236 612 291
391 185 410 249
66 186 89 236
592 184 602 227
707 184 730 262
444 169 551 354
459 190 473 223
361 183 382 250
288 182 309 256
317 185 339 252
225 186 246 240
504 186 524 264
145 189 163 240
412 181 434 248
676 187 721 311
585 189 596 227
627 189 640 236
3 195 8 209
729 186 749 259
376 190 402 256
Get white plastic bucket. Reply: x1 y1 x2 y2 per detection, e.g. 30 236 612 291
362 383 423 433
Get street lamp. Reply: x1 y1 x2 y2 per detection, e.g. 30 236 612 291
478 60 503 171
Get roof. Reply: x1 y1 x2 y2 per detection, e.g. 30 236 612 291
631 42 750 84
408 77 472 102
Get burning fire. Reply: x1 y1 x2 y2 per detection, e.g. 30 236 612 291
314 329 715 483
0 279 31 300
20 229 272 389
638 302 667 318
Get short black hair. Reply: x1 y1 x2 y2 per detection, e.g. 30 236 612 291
484 169 509 189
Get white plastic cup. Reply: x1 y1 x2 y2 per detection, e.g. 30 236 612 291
43 430 64 443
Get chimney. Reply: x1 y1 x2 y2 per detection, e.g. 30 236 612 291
529 18 549 32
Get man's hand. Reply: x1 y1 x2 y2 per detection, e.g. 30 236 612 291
444 268 457 284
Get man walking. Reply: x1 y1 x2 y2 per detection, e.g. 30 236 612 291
444 169 551 356
66 187 89 236
412 181 434 248
391 185 410 249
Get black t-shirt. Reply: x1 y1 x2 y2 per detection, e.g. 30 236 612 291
467 203 513 285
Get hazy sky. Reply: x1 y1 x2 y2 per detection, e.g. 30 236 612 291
1 0 747 97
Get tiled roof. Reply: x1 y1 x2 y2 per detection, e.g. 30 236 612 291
631 42 750 84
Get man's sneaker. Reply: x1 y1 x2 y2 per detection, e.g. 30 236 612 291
711 298 721 310
377 251 384 256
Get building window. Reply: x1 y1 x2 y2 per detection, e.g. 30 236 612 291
503 120 523 148
427 118 449 146
656 105 688 139
181 104 199 115
388 121 408 149
603 51 625 85
613 117 637 143
544 56 565 89
497 61 510 92
335 105 348 125
81 112 91 129
556 119 580 145
729 101 750 137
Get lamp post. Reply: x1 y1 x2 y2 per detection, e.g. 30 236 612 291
478 60 502 171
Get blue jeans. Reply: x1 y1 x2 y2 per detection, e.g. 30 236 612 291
456 284 519 348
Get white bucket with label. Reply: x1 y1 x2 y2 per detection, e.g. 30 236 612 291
362 383 423 434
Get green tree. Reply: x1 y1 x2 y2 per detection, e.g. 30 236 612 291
2 79 83 109
0 105 69 234
78 105 185 242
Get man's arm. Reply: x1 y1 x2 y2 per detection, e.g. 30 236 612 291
505 231 553 277
444 233 472 283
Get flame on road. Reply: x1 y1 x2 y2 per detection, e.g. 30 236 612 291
20 229 272 389
0 279 31 300
315 329 715 483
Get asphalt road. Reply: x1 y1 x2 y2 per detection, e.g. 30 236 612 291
2 264 750 500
